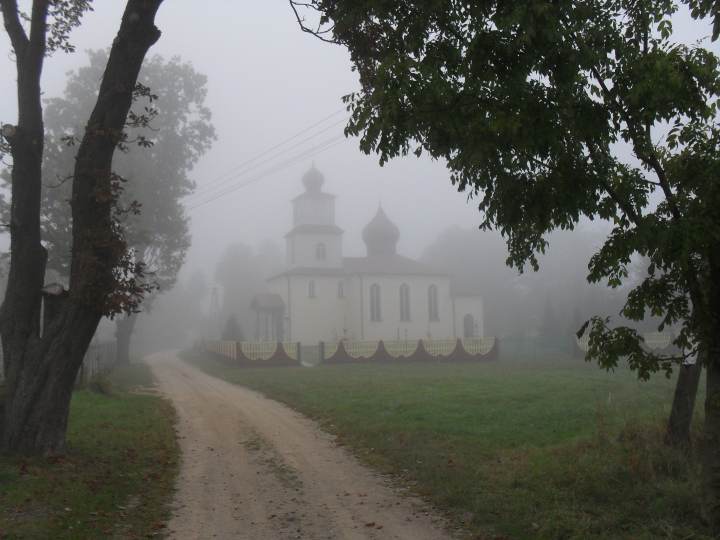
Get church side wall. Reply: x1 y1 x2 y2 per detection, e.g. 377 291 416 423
287 275 347 344
358 274 455 341
453 296 485 338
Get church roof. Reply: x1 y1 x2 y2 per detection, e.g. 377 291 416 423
362 207 400 256
343 254 445 276
285 224 343 237
251 293 286 311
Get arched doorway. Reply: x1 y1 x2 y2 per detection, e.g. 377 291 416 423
463 314 475 338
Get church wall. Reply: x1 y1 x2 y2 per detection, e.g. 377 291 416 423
286 233 343 269
356 274 455 341
284 275 348 343
453 296 485 338
293 196 334 226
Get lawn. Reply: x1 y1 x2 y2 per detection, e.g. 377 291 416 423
0 362 179 539
182 349 708 539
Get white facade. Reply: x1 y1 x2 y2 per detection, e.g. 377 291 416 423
260 166 484 345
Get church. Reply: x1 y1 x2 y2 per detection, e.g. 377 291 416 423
251 166 484 345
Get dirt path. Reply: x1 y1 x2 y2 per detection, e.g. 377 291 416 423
148 351 456 540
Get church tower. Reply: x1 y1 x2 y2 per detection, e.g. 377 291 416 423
286 165 343 269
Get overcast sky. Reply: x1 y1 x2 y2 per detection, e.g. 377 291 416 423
0 2 714 284
1 1 485 283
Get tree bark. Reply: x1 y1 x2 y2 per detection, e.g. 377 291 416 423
115 312 139 365
0 0 163 455
666 355 703 447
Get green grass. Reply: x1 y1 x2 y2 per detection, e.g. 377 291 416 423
182 350 708 539
0 362 179 539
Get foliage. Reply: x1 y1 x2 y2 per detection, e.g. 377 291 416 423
222 314 244 341
4 50 216 314
290 0 720 380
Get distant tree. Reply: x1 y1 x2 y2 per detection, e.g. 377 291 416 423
291 0 720 525
214 242 283 338
539 296 559 340
0 50 216 365
0 0 164 455
222 314 244 341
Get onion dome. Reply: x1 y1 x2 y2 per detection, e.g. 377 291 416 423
362 206 400 256
302 164 325 193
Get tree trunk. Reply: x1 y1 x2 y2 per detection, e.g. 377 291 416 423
704 347 720 532
0 0 163 456
666 354 703 447
115 312 139 365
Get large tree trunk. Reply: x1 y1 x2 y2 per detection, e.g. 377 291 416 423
666 354 703 447
0 0 163 455
115 312 139 365
704 349 720 532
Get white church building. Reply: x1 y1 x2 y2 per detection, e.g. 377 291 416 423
251 166 484 345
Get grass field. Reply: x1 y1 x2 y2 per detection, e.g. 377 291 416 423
0 362 179 539
183 350 708 539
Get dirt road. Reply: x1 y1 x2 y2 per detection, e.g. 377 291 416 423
148 351 456 540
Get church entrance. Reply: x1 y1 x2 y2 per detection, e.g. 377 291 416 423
463 314 475 338
300 344 321 366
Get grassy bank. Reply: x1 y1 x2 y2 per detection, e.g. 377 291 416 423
183 349 707 539
0 362 178 539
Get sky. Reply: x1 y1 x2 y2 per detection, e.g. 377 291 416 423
0 1 483 283
0 2 714 286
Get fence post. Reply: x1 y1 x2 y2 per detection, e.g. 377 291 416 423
319 341 325 364
297 342 302 364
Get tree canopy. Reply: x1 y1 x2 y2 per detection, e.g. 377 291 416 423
12 50 216 295
292 0 720 377
290 0 720 526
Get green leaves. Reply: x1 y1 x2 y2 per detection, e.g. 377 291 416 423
297 0 720 377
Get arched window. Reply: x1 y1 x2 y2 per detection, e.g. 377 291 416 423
428 284 439 321
463 314 475 338
337 281 344 298
308 280 316 298
370 283 381 321
399 283 411 321
316 242 326 261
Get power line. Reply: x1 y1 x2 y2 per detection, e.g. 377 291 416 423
185 115 348 204
187 133 347 212
191 107 346 196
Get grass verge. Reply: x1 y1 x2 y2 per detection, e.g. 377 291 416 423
182 349 708 539
0 362 178 539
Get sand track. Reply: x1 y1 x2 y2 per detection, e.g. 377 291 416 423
148 351 455 540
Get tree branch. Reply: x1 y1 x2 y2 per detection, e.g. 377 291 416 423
288 0 338 44
0 0 28 56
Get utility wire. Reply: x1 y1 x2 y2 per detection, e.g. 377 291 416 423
187 133 347 212
188 107 346 198
185 116 348 204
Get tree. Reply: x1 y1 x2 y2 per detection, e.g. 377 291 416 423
290 0 720 527
214 242 283 340
7 50 216 365
222 314 244 341
0 0 164 454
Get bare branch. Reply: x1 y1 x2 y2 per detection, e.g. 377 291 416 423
289 0 338 44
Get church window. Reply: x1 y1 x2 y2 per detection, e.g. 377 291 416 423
308 280 316 298
370 283 381 321
399 283 411 321
338 281 344 298
428 284 439 321
316 242 326 261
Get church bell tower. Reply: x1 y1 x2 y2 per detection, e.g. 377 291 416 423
285 165 343 269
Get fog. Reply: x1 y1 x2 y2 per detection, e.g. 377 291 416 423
0 2 712 357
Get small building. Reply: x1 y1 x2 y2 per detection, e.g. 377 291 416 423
253 166 484 344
